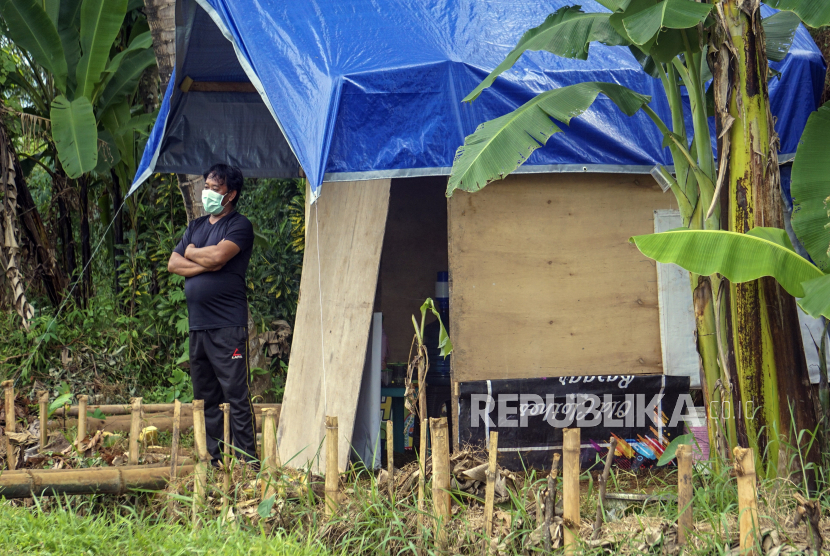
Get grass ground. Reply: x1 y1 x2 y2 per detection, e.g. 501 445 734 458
0 501 331 556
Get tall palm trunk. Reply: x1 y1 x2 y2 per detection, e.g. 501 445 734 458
714 0 818 479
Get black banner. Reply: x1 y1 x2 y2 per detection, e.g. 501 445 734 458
458 375 692 471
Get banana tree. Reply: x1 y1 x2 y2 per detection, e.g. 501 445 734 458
1 0 155 178
447 0 828 473
1 0 156 302
634 100 830 458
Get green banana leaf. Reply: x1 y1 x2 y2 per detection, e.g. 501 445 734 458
763 0 830 28
799 274 830 320
97 48 156 112
100 101 135 172
75 0 128 100
50 95 97 178
58 0 82 93
629 228 823 298
448 82 651 195
94 129 120 175
463 7 627 102
622 0 712 46
419 298 453 357
594 0 636 12
103 30 152 76
763 11 802 63
791 103 830 271
610 0 702 63
0 0 68 92
42 0 58 24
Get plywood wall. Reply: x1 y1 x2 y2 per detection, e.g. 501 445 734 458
448 173 675 382
381 177 449 364
277 179 391 472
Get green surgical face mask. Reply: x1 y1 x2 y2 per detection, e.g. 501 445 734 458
202 188 228 215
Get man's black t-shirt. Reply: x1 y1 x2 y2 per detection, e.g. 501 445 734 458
174 211 254 330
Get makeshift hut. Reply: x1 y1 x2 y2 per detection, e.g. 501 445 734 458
131 0 827 472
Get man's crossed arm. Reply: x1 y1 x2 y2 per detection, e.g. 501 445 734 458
168 239 241 277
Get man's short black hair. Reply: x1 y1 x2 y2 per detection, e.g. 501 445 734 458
204 164 243 206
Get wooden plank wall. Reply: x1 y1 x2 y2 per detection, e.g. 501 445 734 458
448 173 674 382
277 179 391 472
381 177 449 364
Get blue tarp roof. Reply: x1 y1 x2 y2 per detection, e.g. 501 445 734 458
130 0 826 199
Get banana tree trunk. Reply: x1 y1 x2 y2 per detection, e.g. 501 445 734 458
110 171 124 299
716 0 819 479
0 115 64 307
1 121 35 329
79 176 91 306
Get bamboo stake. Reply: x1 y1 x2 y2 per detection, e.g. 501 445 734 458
53 402 281 417
261 408 278 500
677 444 693 545
563 428 581 555
192 399 209 529
76 395 88 445
430 417 451 553
544 453 561 552
221 403 230 519
50 411 271 434
0 463 197 498
38 391 48 451
129 397 142 465
591 437 618 539
734 447 758 555
386 419 394 499
451 380 460 451
417 357 427 515
167 399 182 519
170 400 182 478
484 430 499 540
325 415 339 516
3 380 15 470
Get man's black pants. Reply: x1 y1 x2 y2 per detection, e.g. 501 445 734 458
189 326 258 463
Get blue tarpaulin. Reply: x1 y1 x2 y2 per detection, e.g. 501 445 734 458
130 0 826 199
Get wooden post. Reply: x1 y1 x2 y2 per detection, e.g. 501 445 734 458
76 395 88 445
261 408 278 500
39 391 48 451
386 419 394 499
3 381 15 470
221 403 230 519
734 447 758 555
484 431 499 540
167 399 182 518
192 399 209 529
677 444 693 545
430 417 451 553
591 437 618 539
325 416 339 516
544 453 561 552
563 428 581 555
129 397 142 465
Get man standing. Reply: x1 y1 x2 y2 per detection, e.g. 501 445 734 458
167 164 257 465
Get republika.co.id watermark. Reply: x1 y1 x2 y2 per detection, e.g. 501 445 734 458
469 393 757 429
